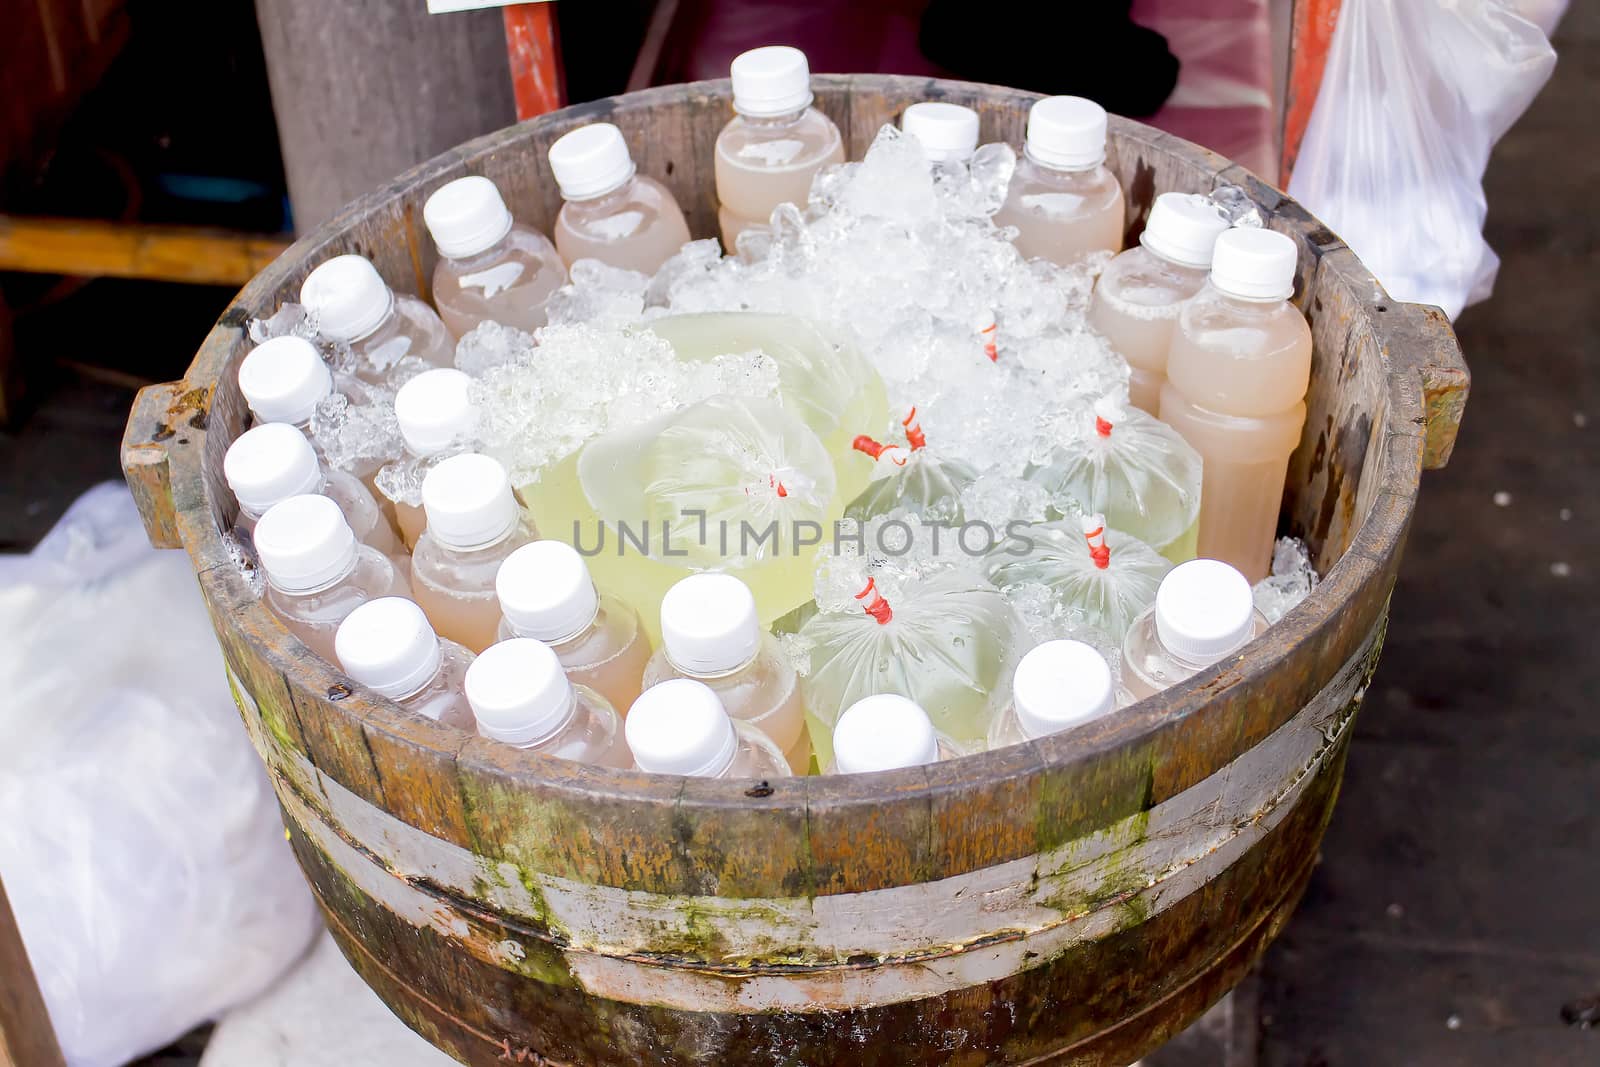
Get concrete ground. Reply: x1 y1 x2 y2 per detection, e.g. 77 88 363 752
0 8 1593 1065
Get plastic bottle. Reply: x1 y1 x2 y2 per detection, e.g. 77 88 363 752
299 254 453 385
900 101 980 167
992 96 1125 265
411 453 538 653
224 422 399 558
236 335 339 433
1120 559 1269 700
549 123 692 275
334 597 476 730
714 46 845 250
1088 192 1231 413
463 638 629 766
253 495 410 664
640 574 810 774
387 367 478 548
988 640 1126 749
495 541 651 715
1160 228 1312 581
422 175 566 338
827 694 962 774
625 678 791 778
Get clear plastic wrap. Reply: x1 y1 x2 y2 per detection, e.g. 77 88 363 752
1025 396 1202 560
843 423 978 524
1287 0 1558 318
987 514 1172 642
0 484 320 1067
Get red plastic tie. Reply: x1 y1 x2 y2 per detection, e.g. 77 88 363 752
771 474 788 498
1083 524 1111 570
902 406 927 451
853 434 887 459
981 319 999 363
854 577 894 625
1094 415 1114 438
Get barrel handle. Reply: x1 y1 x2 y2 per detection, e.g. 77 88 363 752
1379 301 1470 470
121 379 212 549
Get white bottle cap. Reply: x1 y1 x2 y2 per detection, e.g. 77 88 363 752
394 368 476 456
299 254 395 343
253 494 358 594
421 453 518 550
464 638 578 746
1155 558 1257 664
1140 192 1232 268
237 335 333 425
335 597 444 701
901 102 980 163
224 423 323 515
548 124 637 202
660 573 761 674
729 45 813 117
832 694 939 774
1025 96 1108 170
495 541 599 642
1210 228 1298 301
423 176 515 259
625 679 738 777
1012 640 1117 740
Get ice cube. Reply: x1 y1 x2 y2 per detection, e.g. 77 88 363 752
1210 184 1264 228
1252 536 1320 623
454 320 537 377
309 393 403 473
545 260 650 327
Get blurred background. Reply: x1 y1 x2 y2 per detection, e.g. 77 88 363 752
0 2 1591 1065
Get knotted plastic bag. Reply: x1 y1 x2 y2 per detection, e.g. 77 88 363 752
842 404 979 523
793 557 1027 766
1287 0 1558 318
1026 396 1202 560
987 514 1172 642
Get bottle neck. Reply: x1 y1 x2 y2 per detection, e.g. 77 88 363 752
566 175 637 210
1023 149 1103 175
447 227 516 268
269 551 358 597
666 644 759 680
737 105 809 129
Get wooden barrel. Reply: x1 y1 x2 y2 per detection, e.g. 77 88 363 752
120 76 1467 1066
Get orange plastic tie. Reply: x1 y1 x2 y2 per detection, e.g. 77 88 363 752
902 406 927 451
1083 523 1111 570
853 434 887 459
854 577 894 625
980 317 999 363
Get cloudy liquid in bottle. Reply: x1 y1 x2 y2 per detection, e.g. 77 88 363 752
992 96 1124 266
550 123 692 275
714 46 844 250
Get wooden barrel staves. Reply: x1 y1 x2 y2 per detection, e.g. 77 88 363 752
120 76 1467 1066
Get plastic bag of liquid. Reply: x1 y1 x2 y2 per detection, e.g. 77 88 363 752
0 484 321 1067
987 514 1172 642
645 312 888 505
1025 396 1202 561
843 406 979 524
1287 0 1558 318
793 560 1027 766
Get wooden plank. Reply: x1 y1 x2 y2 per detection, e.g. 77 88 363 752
253 0 517 229
503 3 564 120
0 873 65 1067
0 216 290 285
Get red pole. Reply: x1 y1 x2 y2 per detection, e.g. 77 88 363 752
1280 0 1343 186
503 2 564 120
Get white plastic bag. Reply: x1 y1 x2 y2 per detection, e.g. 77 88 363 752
1288 0 1557 318
0 484 321 1067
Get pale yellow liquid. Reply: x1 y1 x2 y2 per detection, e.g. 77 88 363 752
1161 286 1313 582
714 108 845 250
992 157 1125 265
1088 246 1211 415
411 520 538 653
642 640 810 775
433 224 567 338
345 296 455 386
523 450 836 648
396 501 426 550
499 594 652 715
554 176 692 275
